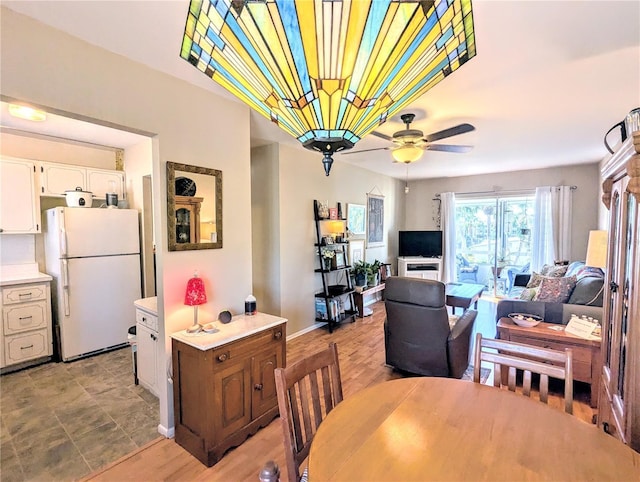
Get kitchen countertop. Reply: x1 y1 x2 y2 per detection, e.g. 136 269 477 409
0 263 52 286
134 296 157 315
171 312 287 351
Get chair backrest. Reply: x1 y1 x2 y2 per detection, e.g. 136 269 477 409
473 333 573 414
274 342 343 482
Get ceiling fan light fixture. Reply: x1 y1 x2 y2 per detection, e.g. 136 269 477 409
392 145 424 164
181 0 476 176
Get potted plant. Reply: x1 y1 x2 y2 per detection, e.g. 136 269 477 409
351 260 371 287
369 260 383 287
321 247 335 271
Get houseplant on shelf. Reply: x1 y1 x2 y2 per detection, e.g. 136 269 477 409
369 260 384 287
321 247 335 271
352 260 371 288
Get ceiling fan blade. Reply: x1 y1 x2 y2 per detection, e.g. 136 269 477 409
370 130 393 141
425 144 473 153
424 123 475 142
341 146 391 155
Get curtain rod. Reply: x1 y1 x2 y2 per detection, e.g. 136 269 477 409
433 185 577 199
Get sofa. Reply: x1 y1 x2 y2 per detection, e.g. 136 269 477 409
497 260 604 326
384 276 477 378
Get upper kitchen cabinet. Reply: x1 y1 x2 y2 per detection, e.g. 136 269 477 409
0 157 41 234
39 161 125 200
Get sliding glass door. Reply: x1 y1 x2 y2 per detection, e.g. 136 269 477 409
455 194 534 295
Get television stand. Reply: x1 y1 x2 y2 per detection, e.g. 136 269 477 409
398 257 442 281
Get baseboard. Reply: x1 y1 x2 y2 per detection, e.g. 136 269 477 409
158 423 175 439
287 322 323 341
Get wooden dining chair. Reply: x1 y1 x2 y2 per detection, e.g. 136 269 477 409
473 333 574 414
274 342 343 482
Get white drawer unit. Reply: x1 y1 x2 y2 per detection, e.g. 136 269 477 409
4 330 49 366
134 296 159 397
2 284 48 304
3 301 48 334
0 281 53 370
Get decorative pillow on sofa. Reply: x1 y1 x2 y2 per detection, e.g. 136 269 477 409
568 277 605 306
534 275 577 303
526 272 544 288
519 287 539 301
541 264 569 278
575 266 605 280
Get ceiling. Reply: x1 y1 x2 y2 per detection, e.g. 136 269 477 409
2 1 639 180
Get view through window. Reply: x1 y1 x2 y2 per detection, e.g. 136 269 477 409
455 195 534 293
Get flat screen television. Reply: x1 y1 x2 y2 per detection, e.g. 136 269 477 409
398 230 443 258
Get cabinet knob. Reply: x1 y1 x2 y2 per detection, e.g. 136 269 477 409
254 383 263 391
274 331 282 340
217 353 228 362
603 422 615 436
609 281 618 293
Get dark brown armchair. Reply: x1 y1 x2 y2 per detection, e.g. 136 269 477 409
384 276 477 378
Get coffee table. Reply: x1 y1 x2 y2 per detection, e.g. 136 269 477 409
446 282 484 314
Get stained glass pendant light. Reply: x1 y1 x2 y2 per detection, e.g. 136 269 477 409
181 0 476 175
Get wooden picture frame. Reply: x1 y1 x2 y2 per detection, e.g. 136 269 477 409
333 251 347 269
347 203 366 238
366 193 385 248
348 239 365 265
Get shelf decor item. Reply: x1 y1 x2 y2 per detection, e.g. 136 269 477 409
181 0 476 176
184 271 207 331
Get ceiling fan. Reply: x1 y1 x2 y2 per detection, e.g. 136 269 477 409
343 113 475 163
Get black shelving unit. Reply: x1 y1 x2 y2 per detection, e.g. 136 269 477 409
313 200 357 333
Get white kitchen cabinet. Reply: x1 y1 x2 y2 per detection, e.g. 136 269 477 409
39 161 125 200
0 157 41 234
1 280 53 370
135 297 158 397
39 161 86 197
86 168 125 200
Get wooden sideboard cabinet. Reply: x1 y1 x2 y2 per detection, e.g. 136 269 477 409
497 318 601 408
171 313 286 466
598 131 640 452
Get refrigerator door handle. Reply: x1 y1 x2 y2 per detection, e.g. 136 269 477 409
62 259 70 316
60 228 68 258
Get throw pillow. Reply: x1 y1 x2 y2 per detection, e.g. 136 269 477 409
541 264 569 278
575 266 605 280
519 287 538 301
567 277 605 306
534 275 577 303
526 272 544 288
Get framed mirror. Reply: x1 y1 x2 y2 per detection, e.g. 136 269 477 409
167 161 222 251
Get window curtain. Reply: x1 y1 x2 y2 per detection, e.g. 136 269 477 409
531 186 573 271
440 192 456 283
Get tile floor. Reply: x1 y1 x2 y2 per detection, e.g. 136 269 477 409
0 347 160 481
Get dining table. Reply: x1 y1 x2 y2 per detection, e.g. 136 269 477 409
307 377 640 481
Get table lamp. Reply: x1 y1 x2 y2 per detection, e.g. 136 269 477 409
585 230 608 268
185 271 207 331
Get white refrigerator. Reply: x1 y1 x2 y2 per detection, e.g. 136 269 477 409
44 207 141 361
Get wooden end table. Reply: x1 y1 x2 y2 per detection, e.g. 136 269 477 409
353 283 385 318
497 317 601 408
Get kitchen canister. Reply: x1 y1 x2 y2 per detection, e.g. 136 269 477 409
244 295 257 316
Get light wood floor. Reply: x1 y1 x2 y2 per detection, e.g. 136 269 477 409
84 301 594 482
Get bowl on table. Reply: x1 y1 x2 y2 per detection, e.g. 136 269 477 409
508 313 543 328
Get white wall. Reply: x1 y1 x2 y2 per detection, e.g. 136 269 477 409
1 7 253 433
252 143 404 336
405 163 601 262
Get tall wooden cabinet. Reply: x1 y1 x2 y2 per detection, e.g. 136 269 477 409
598 131 640 452
171 313 286 466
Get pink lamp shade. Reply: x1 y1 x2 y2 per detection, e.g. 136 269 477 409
184 275 207 306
